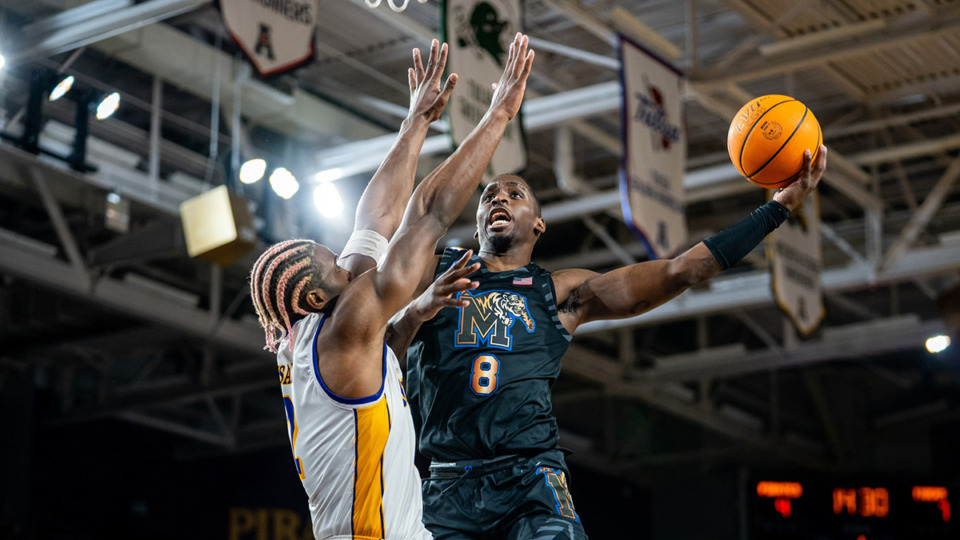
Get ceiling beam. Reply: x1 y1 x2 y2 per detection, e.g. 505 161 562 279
718 0 868 101
880 156 960 270
13 0 209 59
115 410 230 446
693 11 960 87
802 370 848 463
51 363 275 424
850 132 960 167
640 315 944 383
90 15 384 142
313 81 622 176
0 230 264 356
562 344 833 470
824 101 960 139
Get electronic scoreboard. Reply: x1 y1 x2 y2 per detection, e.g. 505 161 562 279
750 479 955 539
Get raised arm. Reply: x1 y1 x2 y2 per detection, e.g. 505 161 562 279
338 40 457 276
370 34 534 311
555 146 828 334
332 33 534 338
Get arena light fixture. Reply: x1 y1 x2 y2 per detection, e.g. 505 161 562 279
95 92 120 120
0 52 5 70
313 182 343 219
239 158 267 184
48 75 75 102
925 335 951 354
269 167 299 199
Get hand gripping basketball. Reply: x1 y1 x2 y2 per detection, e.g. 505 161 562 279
773 145 828 212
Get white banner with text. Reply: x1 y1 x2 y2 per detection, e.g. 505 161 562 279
619 36 687 259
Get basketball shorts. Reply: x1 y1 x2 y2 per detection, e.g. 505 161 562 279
421 450 589 540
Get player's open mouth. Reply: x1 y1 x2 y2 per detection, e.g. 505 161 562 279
488 209 512 229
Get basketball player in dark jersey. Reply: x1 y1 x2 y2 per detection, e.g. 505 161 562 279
389 148 829 538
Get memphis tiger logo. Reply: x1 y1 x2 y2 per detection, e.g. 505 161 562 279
455 290 535 350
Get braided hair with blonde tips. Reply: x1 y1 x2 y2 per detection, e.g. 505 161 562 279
249 239 324 353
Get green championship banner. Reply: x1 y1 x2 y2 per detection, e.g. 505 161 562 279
221 0 319 76
443 0 527 179
768 191 825 335
619 36 687 259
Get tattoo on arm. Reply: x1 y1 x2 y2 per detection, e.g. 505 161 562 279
558 287 583 314
702 256 721 278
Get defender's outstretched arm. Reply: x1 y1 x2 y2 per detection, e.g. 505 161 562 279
339 40 457 276
371 34 535 313
331 33 535 349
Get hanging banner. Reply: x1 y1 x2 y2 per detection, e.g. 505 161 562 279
619 35 687 259
443 0 527 179
220 0 319 76
768 191 825 335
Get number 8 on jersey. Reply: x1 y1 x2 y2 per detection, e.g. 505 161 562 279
470 354 500 395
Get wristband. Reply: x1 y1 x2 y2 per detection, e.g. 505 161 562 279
703 200 790 270
341 229 388 262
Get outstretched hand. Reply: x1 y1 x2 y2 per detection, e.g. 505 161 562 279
489 33 535 121
410 250 480 322
408 40 458 123
774 144 828 212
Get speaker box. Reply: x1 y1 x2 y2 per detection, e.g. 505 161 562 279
180 185 256 266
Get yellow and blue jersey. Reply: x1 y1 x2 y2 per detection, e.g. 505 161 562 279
277 313 430 540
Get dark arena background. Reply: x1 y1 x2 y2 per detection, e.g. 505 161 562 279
2 1 960 539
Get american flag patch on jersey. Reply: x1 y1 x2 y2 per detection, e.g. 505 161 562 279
513 276 533 286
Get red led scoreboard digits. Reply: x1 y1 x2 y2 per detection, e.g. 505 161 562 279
751 479 955 539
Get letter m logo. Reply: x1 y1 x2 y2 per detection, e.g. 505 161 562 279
455 290 535 350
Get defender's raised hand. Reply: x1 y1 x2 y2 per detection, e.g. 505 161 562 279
489 33 535 121
408 39 458 123
774 145 828 211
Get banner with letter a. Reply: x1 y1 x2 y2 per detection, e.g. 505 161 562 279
768 191 825 335
619 36 687 259
443 0 527 179
220 0 319 76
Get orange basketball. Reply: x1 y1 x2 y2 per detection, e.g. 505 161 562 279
727 94 821 189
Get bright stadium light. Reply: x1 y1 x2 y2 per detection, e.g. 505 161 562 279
0 52 6 70
269 167 299 199
314 168 345 183
95 92 120 120
239 158 267 184
313 182 343 219
926 335 951 354
48 75 75 102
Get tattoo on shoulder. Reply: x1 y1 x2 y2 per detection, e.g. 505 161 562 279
558 288 583 314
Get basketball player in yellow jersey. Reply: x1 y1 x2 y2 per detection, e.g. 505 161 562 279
250 34 536 540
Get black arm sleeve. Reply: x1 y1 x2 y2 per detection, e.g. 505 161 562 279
702 200 790 270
